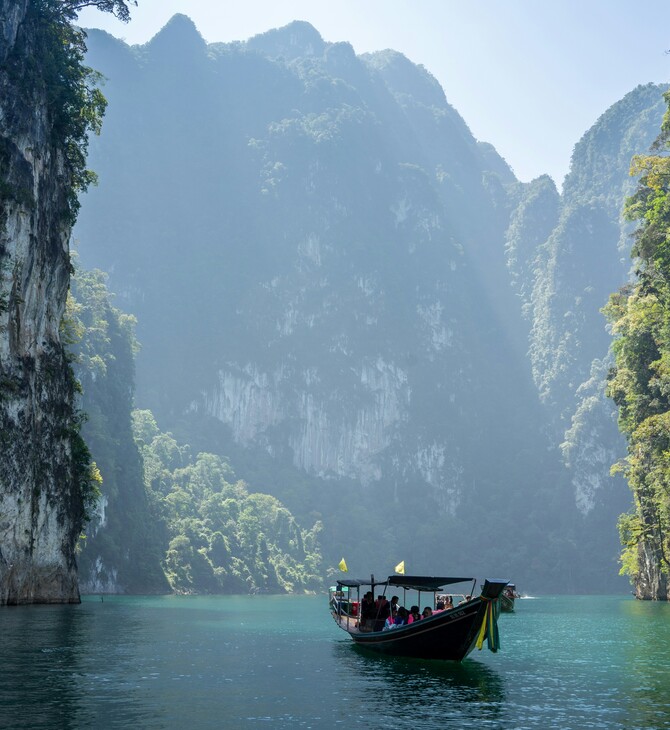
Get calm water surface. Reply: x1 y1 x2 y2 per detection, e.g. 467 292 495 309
1 594 669 729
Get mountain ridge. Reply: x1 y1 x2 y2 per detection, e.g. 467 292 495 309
73 16 667 592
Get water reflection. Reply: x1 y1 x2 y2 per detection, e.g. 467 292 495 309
0 605 88 729
332 642 505 727
6 596 670 729
0 603 152 729
619 599 670 729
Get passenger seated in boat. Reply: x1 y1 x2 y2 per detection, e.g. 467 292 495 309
383 608 398 630
374 596 391 631
361 592 374 619
445 596 454 609
361 591 375 613
359 591 376 631
395 607 408 626
408 605 421 623
422 606 433 619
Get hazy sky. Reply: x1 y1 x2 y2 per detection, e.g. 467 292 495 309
77 1 670 187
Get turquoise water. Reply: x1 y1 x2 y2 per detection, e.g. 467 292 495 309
0 594 669 729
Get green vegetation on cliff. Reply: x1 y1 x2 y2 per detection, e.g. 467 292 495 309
14 1 135 222
133 410 323 594
68 265 322 594
605 90 670 598
67 266 168 592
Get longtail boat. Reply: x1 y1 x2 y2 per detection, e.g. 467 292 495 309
329 574 508 661
500 583 519 613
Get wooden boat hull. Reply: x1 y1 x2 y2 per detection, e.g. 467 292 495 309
332 579 507 661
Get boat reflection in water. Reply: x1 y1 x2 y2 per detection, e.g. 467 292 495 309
331 641 506 725
329 574 508 661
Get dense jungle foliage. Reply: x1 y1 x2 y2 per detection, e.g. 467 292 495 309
133 410 323 594
605 90 670 590
66 266 167 592
68 267 322 593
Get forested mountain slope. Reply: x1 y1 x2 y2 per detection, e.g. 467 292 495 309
66 267 168 593
68 266 321 594
506 84 667 516
603 90 670 600
74 15 666 592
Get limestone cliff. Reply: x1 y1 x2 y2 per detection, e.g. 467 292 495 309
76 19 571 590
0 0 85 604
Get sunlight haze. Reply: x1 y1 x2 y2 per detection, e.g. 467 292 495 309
76 0 670 187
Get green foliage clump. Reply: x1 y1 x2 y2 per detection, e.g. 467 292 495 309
68 263 321 596
6 1 135 224
67 264 167 592
133 410 323 594
70 416 103 523
605 90 670 582
63 2 136 22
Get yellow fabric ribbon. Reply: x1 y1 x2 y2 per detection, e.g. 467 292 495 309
475 596 500 652
475 603 489 650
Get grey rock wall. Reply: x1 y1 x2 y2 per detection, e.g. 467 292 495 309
0 1 83 604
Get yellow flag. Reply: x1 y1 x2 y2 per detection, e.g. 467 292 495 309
338 558 348 572
394 560 405 575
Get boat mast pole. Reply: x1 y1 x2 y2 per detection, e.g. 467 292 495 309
356 584 361 629
346 586 350 631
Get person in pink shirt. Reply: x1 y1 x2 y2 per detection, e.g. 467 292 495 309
408 605 421 623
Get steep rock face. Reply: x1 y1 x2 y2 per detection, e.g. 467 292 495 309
635 532 669 600
202 356 412 485
75 17 649 591
507 85 667 512
0 1 83 603
76 20 569 589
501 85 669 596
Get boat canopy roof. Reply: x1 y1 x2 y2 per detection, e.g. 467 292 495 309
336 575 474 591
335 579 368 588
387 576 474 591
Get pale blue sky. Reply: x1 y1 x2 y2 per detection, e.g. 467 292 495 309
77 1 670 187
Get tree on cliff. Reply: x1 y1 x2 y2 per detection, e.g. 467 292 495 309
604 89 670 599
23 1 136 223
67 1 136 21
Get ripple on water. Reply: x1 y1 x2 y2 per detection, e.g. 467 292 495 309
1 595 670 728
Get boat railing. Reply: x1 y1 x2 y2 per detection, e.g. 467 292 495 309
329 576 505 635
329 586 361 632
